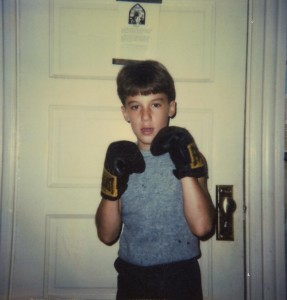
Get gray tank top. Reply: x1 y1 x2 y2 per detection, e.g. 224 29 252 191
119 150 200 266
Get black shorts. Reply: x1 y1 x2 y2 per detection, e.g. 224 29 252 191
114 257 203 300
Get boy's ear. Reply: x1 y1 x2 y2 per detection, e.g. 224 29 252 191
169 100 177 119
121 106 130 123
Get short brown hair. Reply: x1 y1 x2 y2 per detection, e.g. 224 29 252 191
117 60 176 105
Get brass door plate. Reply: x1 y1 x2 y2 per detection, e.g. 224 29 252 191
216 185 236 241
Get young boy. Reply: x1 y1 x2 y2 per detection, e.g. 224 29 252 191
96 60 215 300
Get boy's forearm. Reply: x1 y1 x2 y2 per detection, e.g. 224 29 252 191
96 199 122 245
181 177 215 238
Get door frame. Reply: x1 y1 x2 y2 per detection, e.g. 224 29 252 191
245 0 286 299
0 1 18 299
0 0 286 299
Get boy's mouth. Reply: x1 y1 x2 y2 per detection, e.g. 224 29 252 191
141 127 154 135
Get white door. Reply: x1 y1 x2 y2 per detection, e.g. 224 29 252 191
7 0 247 299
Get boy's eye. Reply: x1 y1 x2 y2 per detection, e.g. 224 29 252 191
152 103 162 108
130 105 139 110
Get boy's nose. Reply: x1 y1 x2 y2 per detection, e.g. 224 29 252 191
141 108 151 121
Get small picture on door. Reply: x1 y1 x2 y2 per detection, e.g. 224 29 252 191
129 4 146 25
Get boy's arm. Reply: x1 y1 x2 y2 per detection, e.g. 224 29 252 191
181 176 215 238
96 141 145 245
151 126 215 238
96 199 122 245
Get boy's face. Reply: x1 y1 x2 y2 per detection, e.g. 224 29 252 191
121 93 176 150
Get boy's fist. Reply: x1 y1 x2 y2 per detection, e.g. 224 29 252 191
151 126 207 179
101 141 145 200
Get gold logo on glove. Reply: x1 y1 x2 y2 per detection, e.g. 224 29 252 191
187 143 204 169
101 168 118 198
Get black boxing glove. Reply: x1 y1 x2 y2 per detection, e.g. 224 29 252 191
150 126 207 179
101 141 145 200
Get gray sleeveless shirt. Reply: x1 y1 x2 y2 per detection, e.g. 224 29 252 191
119 150 200 266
